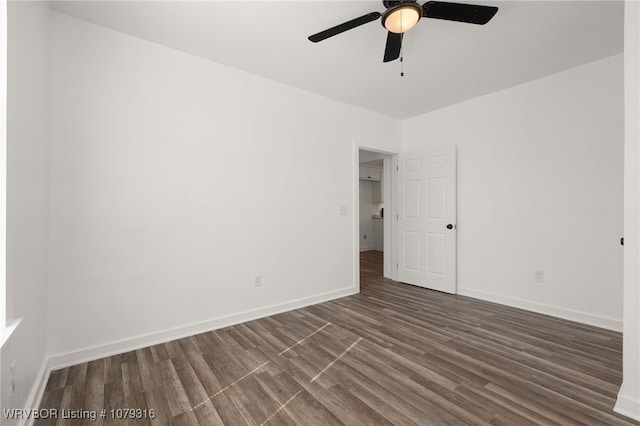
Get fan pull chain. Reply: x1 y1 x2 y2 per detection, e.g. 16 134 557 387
400 41 404 77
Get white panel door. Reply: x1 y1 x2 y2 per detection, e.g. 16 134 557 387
397 146 457 293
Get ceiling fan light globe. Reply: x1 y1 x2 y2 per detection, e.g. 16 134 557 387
382 3 422 34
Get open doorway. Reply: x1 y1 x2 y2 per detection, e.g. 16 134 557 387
358 148 394 282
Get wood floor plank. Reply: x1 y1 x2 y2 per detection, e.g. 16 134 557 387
171 356 210 408
134 347 155 392
65 363 88 387
44 369 69 392
274 389 344 426
144 388 172 426
172 410 200 426
252 371 300 405
191 399 225 426
455 383 564 426
208 391 248 426
224 376 278 425
183 350 224 397
336 372 422 426
34 251 639 426
121 361 144 399
331 356 450 425
149 359 191 417
36 388 65 426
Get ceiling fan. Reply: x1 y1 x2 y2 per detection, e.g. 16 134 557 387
308 1 498 63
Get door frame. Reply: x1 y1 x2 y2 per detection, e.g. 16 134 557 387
353 142 399 291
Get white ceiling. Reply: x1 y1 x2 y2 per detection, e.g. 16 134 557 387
50 0 624 119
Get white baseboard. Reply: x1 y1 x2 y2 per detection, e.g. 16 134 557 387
360 246 374 252
457 287 623 332
47 286 357 371
21 359 51 426
615 384 640 422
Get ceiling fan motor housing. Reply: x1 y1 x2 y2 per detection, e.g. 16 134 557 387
381 1 423 33
382 0 418 8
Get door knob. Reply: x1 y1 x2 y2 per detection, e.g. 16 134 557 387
447 224 454 230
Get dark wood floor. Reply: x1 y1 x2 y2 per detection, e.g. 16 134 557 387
36 250 638 425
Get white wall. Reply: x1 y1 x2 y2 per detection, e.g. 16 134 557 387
403 54 624 330
359 180 374 250
615 1 640 420
372 217 383 252
1 1 50 420
48 12 400 361
0 0 6 332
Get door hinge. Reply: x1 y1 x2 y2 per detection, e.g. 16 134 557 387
396 214 399 220
396 165 399 171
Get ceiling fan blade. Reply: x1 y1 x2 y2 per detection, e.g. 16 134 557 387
308 12 382 42
383 32 403 63
422 1 498 25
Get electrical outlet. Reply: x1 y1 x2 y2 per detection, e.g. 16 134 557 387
534 270 545 283
10 360 16 396
254 276 262 288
